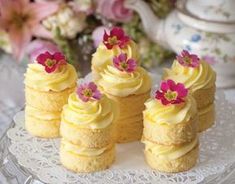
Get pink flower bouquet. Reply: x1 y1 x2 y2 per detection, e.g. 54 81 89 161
0 0 175 73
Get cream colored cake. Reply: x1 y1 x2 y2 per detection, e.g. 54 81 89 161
97 65 151 143
60 82 117 172
91 27 152 143
60 92 118 148
60 138 115 173
143 137 199 173
142 79 199 172
163 51 216 132
143 93 198 145
24 52 77 138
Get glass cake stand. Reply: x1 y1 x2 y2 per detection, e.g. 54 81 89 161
1 74 235 184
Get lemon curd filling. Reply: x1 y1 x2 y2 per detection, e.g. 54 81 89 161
143 138 198 160
61 138 110 157
25 105 60 120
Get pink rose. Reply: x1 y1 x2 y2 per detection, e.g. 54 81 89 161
95 0 133 23
92 26 110 48
27 40 60 62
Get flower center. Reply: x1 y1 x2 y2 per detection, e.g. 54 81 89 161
164 90 178 101
11 11 30 29
83 89 93 97
45 59 56 68
184 57 192 64
108 36 118 45
120 62 128 70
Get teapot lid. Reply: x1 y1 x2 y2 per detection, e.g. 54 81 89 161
186 0 235 23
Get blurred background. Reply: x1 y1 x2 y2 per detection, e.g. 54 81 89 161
0 0 176 73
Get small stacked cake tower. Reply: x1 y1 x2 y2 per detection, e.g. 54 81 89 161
24 51 77 138
91 27 152 143
92 27 139 82
142 80 199 172
163 50 216 132
60 82 117 172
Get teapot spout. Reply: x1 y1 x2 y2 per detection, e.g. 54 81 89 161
124 0 170 49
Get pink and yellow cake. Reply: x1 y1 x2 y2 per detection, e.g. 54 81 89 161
142 80 199 173
60 82 117 172
91 27 139 82
92 27 152 143
24 51 77 138
163 50 216 132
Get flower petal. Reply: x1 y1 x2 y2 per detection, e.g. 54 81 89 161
32 24 53 39
155 90 164 99
37 54 47 64
112 0 133 22
126 58 137 72
110 27 124 39
161 98 170 105
181 50 189 57
167 79 177 91
103 30 109 42
30 2 59 22
118 53 127 61
0 0 22 20
76 82 101 102
172 98 184 104
45 64 57 73
27 39 60 62
9 26 32 61
88 82 97 92
160 81 169 92
93 90 102 100
80 94 89 102
113 56 120 67
176 84 188 98
54 52 66 61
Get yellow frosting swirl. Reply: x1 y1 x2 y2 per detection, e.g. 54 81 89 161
61 138 110 156
143 95 197 125
142 138 198 160
199 103 214 116
91 41 139 78
62 92 117 129
25 105 60 120
97 65 151 97
163 60 216 92
24 63 77 92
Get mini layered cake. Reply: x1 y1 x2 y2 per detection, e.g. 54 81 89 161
92 27 151 143
142 80 199 173
60 82 117 172
24 52 77 138
163 50 216 132
91 27 139 81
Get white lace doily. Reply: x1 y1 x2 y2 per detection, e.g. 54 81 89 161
6 74 235 184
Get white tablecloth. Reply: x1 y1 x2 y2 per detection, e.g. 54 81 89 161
0 54 235 183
